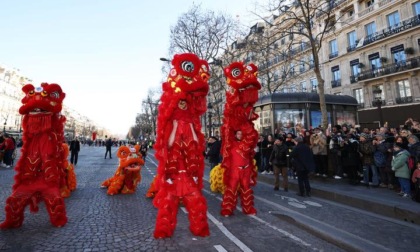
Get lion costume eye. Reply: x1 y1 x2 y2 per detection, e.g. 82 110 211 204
232 68 241 78
181 61 194 72
41 90 48 97
28 90 35 96
50 91 59 99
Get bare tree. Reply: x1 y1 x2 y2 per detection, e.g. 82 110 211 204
257 0 346 129
168 4 244 134
133 89 161 140
169 4 242 61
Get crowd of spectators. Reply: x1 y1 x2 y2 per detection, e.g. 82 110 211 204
255 117 420 201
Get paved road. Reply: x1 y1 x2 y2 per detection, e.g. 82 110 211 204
0 146 419 251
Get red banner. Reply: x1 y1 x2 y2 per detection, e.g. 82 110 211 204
92 132 97 141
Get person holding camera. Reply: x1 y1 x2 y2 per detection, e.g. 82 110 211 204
310 127 328 178
329 125 344 179
373 133 394 189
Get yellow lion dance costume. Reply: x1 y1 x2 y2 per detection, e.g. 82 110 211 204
101 145 144 195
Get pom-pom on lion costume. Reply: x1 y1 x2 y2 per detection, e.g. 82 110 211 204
152 52 210 239
101 145 144 195
1 83 68 228
217 62 261 217
60 143 77 198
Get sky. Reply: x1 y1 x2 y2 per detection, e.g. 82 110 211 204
0 0 265 138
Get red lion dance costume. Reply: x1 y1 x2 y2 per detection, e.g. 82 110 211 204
101 145 144 195
220 62 261 217
1 83 68 228
153 53 210 238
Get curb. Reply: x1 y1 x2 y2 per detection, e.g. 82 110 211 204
256 174 420 225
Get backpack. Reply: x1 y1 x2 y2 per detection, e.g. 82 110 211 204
374 151 386 167
408 156 415 170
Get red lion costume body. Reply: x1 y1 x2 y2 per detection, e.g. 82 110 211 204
1 83 68 228
153 53 210 239
101 145 144 195
220 62 261 217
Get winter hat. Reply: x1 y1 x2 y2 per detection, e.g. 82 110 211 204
394 142 404 149
294 136 303 143
359 133 370 139
375 133 385 139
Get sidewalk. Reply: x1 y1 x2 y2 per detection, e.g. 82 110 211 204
257 172 420 225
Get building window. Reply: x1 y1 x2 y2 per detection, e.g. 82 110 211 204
387 11 400 28
299 61 305 73
347 31 357 47
413 2 420 15
300 81 306 92
329 39 338 58
368 52 381 70
353 88 364 104
350 59 360 83
366 0 375 7
332 66 340 81
331 66 341 87
309 55 314 68
289 63 295 76
391 45 406 65
310 78 318 92
365 22 376 37
397 79 411 98
373 85 385 100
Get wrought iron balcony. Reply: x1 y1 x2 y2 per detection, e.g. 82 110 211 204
350 75 358 84
363 15 420 47
371 99 386 107
347 44 357 52
396 96 413 104
331 79 341 88
356 56 420 82
329 51 338 59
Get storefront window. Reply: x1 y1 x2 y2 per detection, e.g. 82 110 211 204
336 109 357 127
274 107 306 135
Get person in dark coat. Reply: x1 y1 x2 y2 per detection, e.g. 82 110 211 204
341 134 360 185
269 137 288 191
69 137 81 165
104 136 113 159
290 136 315 197
261 134 274 174
207 136 221 170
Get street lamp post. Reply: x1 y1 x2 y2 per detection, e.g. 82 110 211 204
372 87 383 127
207 103 213 137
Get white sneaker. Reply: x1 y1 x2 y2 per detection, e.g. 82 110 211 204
0 163 6 168
402 193 410 198
5 165 11 169
322 174 327 178
316 173 320 176
334 175 342 179
261 171 267 175
268 171 274 174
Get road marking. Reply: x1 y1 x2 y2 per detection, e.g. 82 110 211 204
207 212 253 252
214 245 228 252
181 207 253 252
203 189 312 248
